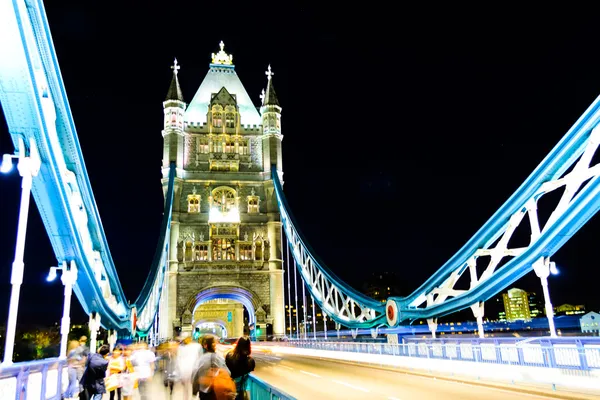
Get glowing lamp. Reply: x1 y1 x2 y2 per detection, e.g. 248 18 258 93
1 154 14 173
549 262 559 275
47 266 58 282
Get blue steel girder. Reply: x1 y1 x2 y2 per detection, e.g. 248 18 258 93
273 94 600 329
383 95 600 325
272 169 387 329
0 0 132 332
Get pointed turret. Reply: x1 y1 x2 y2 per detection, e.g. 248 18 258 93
260 64 283 177
264 65 280 107
165 58 184 102
162 58 187 170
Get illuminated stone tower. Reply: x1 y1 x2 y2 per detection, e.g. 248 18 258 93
160 43 285 340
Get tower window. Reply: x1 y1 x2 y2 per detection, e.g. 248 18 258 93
198 137 209 154
212 238 235 261
239 139 249 155
213 113 222 128
211 187 237 213
187 194 201 213
239 244 252 260
225 113 235 128
225 138 235 153
247 188 260 214
194 244 208 261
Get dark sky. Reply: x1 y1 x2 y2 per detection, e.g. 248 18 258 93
1 2 600 327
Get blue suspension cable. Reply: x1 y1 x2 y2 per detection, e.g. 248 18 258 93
311 296 316 340
293 258 299 339
286 235 292 338
302 275 308 340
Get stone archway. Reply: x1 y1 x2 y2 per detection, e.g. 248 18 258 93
181 285 266 338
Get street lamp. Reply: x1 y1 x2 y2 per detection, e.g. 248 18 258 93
1 136 41 365
533 256 557 338
47 261 78 359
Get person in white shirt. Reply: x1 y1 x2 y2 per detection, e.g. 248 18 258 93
176 336 202 400
130 342 156 400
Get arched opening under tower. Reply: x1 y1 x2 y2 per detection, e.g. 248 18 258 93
194 320 228 339
192 287 259 339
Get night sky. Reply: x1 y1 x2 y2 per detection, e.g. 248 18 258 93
1 2 600 328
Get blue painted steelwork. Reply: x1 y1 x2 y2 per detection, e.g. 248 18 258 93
273 93 600 328
0 0 174 335
247 374 297 400
273 170 386 328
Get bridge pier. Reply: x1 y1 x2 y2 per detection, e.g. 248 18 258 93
58 261 78 359
427 318 438 339
533 257 557 337
470 302 485 339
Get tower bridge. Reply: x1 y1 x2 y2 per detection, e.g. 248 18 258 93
1 0 600 398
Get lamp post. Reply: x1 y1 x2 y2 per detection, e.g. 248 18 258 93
47 261 78 359
1 137 41 365
533 256 558 338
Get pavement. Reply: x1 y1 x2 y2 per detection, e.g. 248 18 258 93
100 345 600 399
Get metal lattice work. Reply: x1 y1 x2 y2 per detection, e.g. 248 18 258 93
0 0 175 336
390 96 600 325
272 171 386 329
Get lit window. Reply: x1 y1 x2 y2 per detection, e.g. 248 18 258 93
239 139 249 155
212 238 235 261
213 113 222 128
239 244 252 260
198 137 209 154
247 189 260 214
225 113 235 128
187 194 201 213
194 244 208 261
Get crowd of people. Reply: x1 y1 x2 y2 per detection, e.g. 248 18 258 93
63 334 255 400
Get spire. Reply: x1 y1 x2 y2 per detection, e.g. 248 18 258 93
263 64 280 107
165 58 184 102
211 41 233 66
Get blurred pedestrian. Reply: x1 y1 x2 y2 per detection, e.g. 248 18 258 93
80 344 110 400
225 336 255 400
107 345 126 400
177 336 201 400
65 340 83 400
195 334 231 400
130 342 156 400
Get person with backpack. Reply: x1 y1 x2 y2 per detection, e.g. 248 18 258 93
195 334 235 400
80 344 110 400
225 336 255 400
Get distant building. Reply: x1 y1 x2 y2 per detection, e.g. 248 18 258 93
580 312 600 335
528 292 544 318
554 304 586 316
502 288 532 322
362 271 402 303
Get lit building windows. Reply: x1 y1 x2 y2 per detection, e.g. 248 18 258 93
198 137 209 153
247 188 260 214
225 113 235 128
213 113 222 128
194 244 208 261
225 138 235 153
187 189 201 213
239 244 252 260
238 139 249 155
212 238 235 260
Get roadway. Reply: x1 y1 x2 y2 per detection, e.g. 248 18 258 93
250 346 573 400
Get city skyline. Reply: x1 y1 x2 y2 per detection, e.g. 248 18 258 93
1 3 600 328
